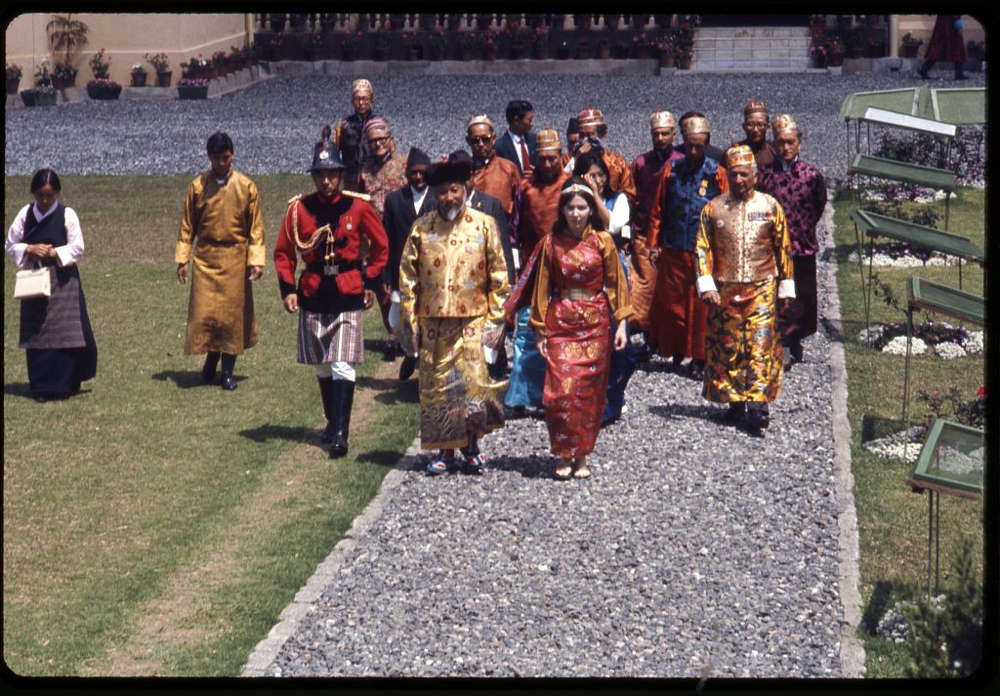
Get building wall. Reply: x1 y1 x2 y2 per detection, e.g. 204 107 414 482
5 13 250 86
897 14 984 56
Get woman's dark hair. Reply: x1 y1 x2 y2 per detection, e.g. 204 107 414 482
553 176 604 234
572 150 615 199
206 131 234 155
30 168 61 194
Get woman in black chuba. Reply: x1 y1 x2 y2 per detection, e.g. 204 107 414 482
5 169 98 402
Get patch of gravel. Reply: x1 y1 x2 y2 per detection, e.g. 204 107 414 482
256 196 851 678
5 71 984 183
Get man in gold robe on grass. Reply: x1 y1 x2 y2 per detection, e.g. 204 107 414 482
398 156 510 475
176 131 265 391
695 144 795 436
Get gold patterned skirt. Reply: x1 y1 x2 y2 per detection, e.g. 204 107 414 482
703 280 784 403
417 316 506 450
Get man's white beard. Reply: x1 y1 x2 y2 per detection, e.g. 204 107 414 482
442 206 461 222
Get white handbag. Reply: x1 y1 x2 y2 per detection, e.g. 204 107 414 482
14 267 52 300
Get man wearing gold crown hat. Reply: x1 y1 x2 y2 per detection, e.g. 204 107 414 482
466 114 521 216
330 78 377 192
630 111 686 359
758 114 827 368
398 155 510 475
562 107 637 209
695 144 795 436
504 127 570 417
646 114 728 380
273 133 389 458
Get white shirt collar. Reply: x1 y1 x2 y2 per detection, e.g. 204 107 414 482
411 185 427 202
780 157 798 172
33 204 57 222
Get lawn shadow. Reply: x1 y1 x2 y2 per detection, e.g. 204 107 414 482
357 374 419 405
151 370 214 389
240 423 314 444
4 382 93 400
478 454 552 479
4 382 33 399
860 579 895 634
363 338 392 353
861 413 905 442
355 449 411 468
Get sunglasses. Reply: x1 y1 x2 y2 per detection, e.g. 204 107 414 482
466 135 492 144
367 136 390 146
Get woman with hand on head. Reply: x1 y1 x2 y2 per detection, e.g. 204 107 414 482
5 168 98 402
530 177 632 480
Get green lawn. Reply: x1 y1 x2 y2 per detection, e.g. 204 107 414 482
3 175 419 676
832 187 986 678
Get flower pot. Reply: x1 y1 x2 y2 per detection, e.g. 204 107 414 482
177 84 209 100
6 77 19 95
51 75 75 90
131 72 147 87
34 90 58 106
20 90 35 106
575 45 592 60
678 56 692 70
156 71 172 87
598 46 611 60
406 46 423 61
87 83 122 100
533 45 549 60
459 46 474 61
635 46 651 60
429 45 445 60
900 44 920 58
373 47 390 61
659 50 675 68
556 45 570 60
484 47 497 61
509 46 525 60
342 46 357 62
811 55 827 69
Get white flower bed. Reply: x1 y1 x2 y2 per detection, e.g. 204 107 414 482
933 342 967 360
963 331 984 355
882 335 927 356
856 325 982 360
862 426 926 464
847 250 950 267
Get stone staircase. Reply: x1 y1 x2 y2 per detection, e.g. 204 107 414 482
692 26 813 72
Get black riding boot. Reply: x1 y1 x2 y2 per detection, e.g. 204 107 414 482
220 353 237 390
317 376 336 444
202 351 220 383
329 380 355 459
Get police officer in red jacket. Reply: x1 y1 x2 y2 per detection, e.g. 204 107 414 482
274 135 389 458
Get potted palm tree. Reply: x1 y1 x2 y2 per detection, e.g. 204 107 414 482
46 13 88 89
130 62 147 87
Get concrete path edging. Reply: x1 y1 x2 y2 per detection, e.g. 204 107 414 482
821 194 868 678
240 436 423 678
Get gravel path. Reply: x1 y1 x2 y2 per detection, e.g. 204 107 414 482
7 68 978 679
5 70 984 184
253 202 852 678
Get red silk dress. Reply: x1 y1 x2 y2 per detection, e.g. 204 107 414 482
530 228 632 459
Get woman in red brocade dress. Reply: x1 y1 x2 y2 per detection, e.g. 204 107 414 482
529 178 632 480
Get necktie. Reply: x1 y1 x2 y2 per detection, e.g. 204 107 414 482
519 137 532 176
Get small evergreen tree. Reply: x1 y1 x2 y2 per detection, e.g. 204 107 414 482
903 537 983 678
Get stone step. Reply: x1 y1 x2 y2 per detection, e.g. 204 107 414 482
692 26 814 72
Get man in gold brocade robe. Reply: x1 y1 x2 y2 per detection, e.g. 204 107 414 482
695 144 795 436
398 156 510 475
176 131 265 391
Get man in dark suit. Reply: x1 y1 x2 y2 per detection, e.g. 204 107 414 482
494 99 537 178
383 147 435 377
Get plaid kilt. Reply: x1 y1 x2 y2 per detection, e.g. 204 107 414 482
297 309 365 364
